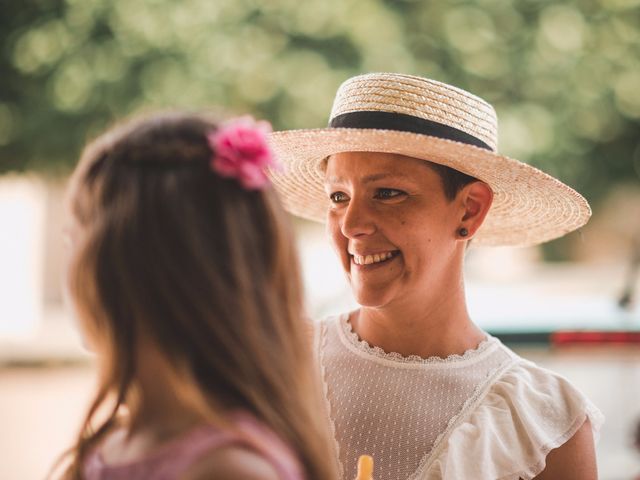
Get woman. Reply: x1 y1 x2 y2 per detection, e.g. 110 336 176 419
268 73 603 480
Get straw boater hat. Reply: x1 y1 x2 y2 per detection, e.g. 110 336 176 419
268 72 591 247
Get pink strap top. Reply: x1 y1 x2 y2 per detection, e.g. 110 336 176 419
83 413 304 480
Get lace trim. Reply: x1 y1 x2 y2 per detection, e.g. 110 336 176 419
338 312 496 366
317 320 344 479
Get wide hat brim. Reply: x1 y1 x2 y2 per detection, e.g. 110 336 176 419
267 127 591 247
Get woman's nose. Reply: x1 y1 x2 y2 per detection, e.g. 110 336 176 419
341 197 376 238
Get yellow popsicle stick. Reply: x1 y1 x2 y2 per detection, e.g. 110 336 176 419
356 455 374 480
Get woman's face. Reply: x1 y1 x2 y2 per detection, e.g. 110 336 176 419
325 152 467 308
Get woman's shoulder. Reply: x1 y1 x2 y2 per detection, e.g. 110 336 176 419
422 345 604 480
491 351 604 440
494 344 602 417
312 312 346 347
316 312 346 327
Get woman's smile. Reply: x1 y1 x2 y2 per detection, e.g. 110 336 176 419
350 250 400 266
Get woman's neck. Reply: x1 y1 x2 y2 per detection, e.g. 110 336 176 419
353 280 486 360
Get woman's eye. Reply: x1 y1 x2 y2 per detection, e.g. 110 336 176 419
329 191 349 203
375 188 405 199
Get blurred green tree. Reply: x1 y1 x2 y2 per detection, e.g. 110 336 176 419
1 0 639 254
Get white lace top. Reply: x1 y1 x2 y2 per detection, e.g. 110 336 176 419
317 313 604 480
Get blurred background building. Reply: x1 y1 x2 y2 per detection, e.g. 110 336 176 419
1 0 639 478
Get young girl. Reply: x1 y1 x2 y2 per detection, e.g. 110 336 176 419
55 112 338 480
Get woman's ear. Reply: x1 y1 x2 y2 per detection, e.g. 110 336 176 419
459 181 493 238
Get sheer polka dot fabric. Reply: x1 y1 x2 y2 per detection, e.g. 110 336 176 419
319 315 512 479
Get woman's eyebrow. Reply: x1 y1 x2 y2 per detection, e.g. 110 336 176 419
325 172 412 184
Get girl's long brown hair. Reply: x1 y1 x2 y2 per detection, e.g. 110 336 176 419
59 112 337 479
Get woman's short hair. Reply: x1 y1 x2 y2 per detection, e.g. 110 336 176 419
427 162 478 201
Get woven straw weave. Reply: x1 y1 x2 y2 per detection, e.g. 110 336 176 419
268 73 590 247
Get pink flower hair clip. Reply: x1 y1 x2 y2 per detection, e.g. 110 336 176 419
206 116 280 190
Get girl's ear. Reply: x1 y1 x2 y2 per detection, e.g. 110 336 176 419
459 181 493 238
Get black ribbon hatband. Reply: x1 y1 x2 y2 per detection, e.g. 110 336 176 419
329 111 492 151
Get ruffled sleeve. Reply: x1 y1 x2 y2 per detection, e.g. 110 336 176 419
420 358 604 480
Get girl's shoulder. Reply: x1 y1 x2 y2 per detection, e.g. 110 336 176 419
422 346 605 480
83 413 304 480
181 442 283 480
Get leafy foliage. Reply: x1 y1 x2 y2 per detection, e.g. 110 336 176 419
1 0 639 206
